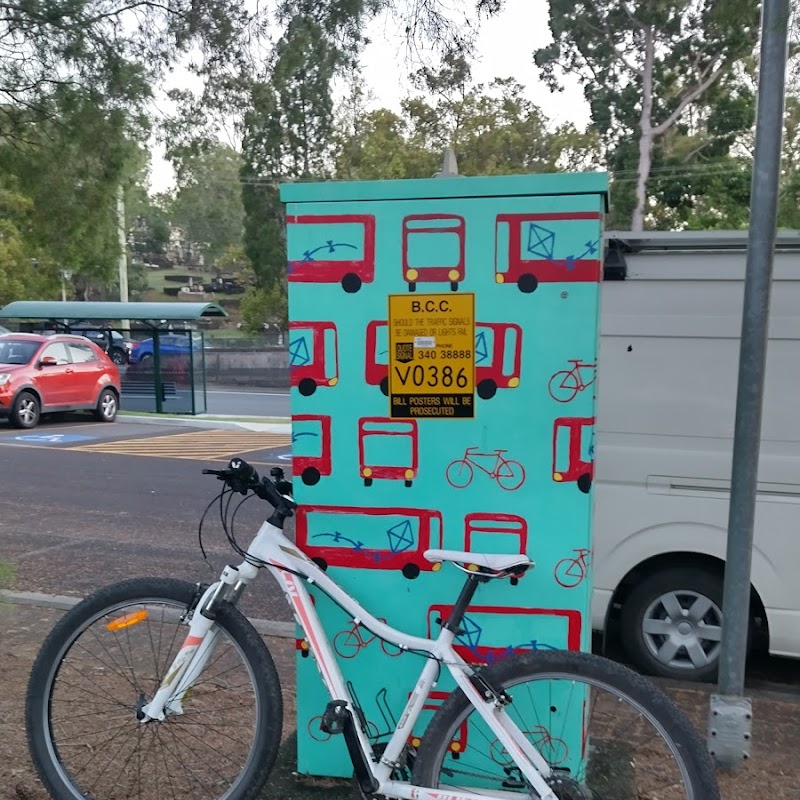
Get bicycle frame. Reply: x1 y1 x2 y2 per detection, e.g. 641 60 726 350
141 519 559 800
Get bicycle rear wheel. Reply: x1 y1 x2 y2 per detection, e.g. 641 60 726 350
412 650 719 800
26 577 283 800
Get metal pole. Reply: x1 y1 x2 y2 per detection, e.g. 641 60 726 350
707 0 790 770
117 185 130 332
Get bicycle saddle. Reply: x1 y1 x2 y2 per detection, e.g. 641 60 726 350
423 549 531 574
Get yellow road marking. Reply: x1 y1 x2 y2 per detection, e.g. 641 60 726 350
71 430 292 461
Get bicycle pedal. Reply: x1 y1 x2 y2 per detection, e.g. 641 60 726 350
319 700 349 735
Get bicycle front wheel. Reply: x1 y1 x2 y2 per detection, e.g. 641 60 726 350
412 650 719 800
26 577 283 800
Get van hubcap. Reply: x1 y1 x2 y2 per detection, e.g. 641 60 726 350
642 590 723 670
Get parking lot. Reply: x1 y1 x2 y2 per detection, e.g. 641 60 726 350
0 414 294 622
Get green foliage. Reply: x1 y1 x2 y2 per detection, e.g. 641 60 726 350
214 245 257 286
0 0 258 143
239 285 288 332
0 186 56 306
534 0 759 228
334 55 598 182
0 94 140 298
166 144 246 265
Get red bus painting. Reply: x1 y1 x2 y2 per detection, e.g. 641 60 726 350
407 691 469 755
552 416 595 494
292 414 332 486
463 513 528 566
289 321 339 397
474 322 522 399
426 604 582 665
364 320 390 396
295 505 444 579
494 212 602 293
357 417 419 488
365 320 522 400
286 214 376 294
401 214 466 293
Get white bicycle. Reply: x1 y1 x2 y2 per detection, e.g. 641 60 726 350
26 458 720 800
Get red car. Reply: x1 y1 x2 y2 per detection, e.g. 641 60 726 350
0 333 121 429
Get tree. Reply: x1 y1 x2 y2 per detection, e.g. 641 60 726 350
239 5 345 292
334 55 596 181
167 144 246 265
535 0 759 229
0 0 258 143
778 93 800 229
0 94 139 299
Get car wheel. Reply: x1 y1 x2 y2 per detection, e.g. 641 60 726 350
620 567 729 682
110 348 126 365
94 388 118 423
11 391 40 429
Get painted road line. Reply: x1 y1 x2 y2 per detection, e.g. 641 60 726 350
71 429 292 460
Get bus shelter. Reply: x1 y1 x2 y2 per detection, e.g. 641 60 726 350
0 301 227 415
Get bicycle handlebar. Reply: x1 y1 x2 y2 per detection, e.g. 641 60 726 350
202 457 297 517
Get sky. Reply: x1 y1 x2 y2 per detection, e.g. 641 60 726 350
147 0 591 194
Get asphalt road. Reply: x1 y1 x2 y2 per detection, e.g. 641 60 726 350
204 386 290 418
0 421 295 623
0 415 797 691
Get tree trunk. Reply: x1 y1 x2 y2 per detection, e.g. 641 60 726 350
631 28 655 232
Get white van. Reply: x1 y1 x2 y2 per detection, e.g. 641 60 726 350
592 229 800 682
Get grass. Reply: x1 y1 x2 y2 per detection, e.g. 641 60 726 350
0 562 15 605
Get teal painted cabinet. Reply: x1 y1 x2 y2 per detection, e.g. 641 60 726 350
280 172 609 778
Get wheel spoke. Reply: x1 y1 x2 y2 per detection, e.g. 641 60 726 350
699 624 722 642
685 639 711 668
656 637 681 663
687 596 714 623
659 592 684 620
642 618 673 636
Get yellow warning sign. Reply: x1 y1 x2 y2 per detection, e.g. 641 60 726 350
388 293 475 419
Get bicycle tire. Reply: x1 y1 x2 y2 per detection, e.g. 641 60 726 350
445 459 473 489
26 577 283 800
334 629 363 659
547 370 579 403
496 458 525 491
412 650 719 800
554 556 586 588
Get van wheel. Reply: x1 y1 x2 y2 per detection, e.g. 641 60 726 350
620 568 728 682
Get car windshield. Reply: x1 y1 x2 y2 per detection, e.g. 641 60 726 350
0 339 40 365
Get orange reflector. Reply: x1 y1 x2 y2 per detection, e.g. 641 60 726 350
411 737 421 747
107 610 148 631
450 741 462 753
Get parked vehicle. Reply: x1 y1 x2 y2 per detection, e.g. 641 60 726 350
127 333 201 364
72 328 134 365
0 333 120 429
592 229 800 682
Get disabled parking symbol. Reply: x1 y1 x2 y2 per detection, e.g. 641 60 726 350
14 433 95 444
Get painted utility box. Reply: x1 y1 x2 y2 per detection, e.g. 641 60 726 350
281 171 609 778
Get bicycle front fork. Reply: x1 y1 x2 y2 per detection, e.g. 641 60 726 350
141 563 253 722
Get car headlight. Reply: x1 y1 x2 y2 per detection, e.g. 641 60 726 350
0 373 11 387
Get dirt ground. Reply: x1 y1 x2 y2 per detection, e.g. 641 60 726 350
2 602 798 800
